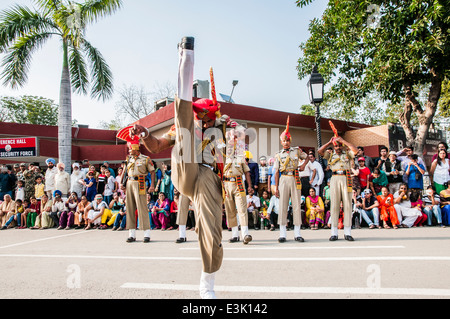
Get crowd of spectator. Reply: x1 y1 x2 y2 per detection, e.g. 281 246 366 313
0 140 449 233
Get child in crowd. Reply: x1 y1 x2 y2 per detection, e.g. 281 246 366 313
15 180 25 202
259 190 271 230
34 176 45 200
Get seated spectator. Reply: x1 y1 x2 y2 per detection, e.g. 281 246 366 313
74 195 90 229
305 187 324 230
31 194 52 229
112 204 127 231
352 188 361 228
393 183 421 228
376 186 399 229
405 154 426 192
23 196 40 228
84 194 108 230
147 194 156 230
4 198 24 229
430 149 450 194
266 193 279 231
187 201 196 230
423 186 443 227
59 192 79 230
151 192 170 230
369 168 389 196
440 182 450 226
51 190 65 227
383 151 404 195
410 191 427 227
246 188 260 230
259 190 271 230
359 188 380 229
0 194 16 229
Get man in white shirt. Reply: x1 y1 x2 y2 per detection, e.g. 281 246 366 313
246 188 261 230
308 152 324 195
298 155 314 198
54 162 70 200
70 163 85 198
396 146 426 183
44 158 57 199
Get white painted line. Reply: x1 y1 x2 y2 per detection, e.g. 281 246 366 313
120 282 450 297
1 254 450 262
0 231 89 249
180 245 405 250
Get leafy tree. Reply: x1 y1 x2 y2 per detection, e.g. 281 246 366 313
296 0 450 154
0 0 122 171
0 95 58 125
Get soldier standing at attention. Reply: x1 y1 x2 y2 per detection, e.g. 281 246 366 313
116 129 155 243
274 117 307 243
318 135 358 241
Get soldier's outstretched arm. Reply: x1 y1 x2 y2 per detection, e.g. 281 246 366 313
131 124 172 153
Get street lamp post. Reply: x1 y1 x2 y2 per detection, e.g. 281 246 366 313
228 80 239 103
307 65 325 166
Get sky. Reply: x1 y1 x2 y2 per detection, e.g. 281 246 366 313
0 0 328 129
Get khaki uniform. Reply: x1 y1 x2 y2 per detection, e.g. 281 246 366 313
274 147 306 226
166 97 224 274
125 154 155 231
223 158 250 228
176 193 191 226
323 150 355 228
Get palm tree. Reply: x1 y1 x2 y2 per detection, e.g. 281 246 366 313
0 0 122 171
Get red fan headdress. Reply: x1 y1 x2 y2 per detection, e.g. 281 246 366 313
280 116 291 141
192 67 222 121
117 125 140 151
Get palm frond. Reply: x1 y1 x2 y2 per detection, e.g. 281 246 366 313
83 39 113 101
69 44 89 95
1 31 53 88
81 0 122 24
0 4 58 52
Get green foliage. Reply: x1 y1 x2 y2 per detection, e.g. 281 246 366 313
0 95 58 125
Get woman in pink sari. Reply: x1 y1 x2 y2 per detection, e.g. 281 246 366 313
151 192 171 230
305 187 325 230
376 186 399 229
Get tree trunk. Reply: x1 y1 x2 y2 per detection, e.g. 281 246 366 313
58 39 72 173
399 82 416 148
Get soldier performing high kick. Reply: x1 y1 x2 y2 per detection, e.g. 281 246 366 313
274 117 307 243
130 36 243 299
318 133 358 241
116 129 155 243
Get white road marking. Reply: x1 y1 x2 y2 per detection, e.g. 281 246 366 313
120 282 450 296
180 245 405 250
0 231 89 249
0 254 450 262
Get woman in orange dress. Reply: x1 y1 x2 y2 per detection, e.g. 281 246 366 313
377 186 399 229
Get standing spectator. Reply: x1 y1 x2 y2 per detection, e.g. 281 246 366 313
44 158 57 199
431 141 450 162
374 146 389 170
116 166 126 199
439 182 450 226
305 187 325 230
70 163 85 198
257 156 270 197
369 168 389 196
393 183 421 228
23 163 37 201
405 154 426 192
15 180 25 202
308 152 324 195
151 192 171 230
160 163 174 201
103 161 116 178
54 162 70 200
0 165 16 201
298 154 313 198
16 163 27 182
34 175 45 200
357 157 371 192
149 160 162 201
376 186 399 229
267 157 278 195
103 169 117 205
83 171 97 202
422 185 443 227
246 187 261 230
354 146 374 171
97 165 107 196
80 159 91 176
396 146 426 183
429 149 450 194
266 192 279 231
383 151 404 195
245 151 259 194
359 189 380 229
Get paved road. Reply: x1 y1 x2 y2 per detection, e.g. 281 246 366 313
0 225 449 300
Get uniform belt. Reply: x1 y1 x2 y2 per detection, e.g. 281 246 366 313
280 170 295 176
332 170 348 175
127 176 144 181
223 176 238 182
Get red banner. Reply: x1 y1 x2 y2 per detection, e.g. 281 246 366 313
0 137 38 158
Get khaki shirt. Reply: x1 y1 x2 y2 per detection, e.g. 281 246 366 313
223 157 250 178
273 148 307 172
323 150 355 171
127 154 155 177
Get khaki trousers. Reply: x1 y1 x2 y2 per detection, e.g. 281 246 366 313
278 175 302 226
126 180 150 231
176 193 191 225
171 97 223 274
223 181 248 228
329 175 352 228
